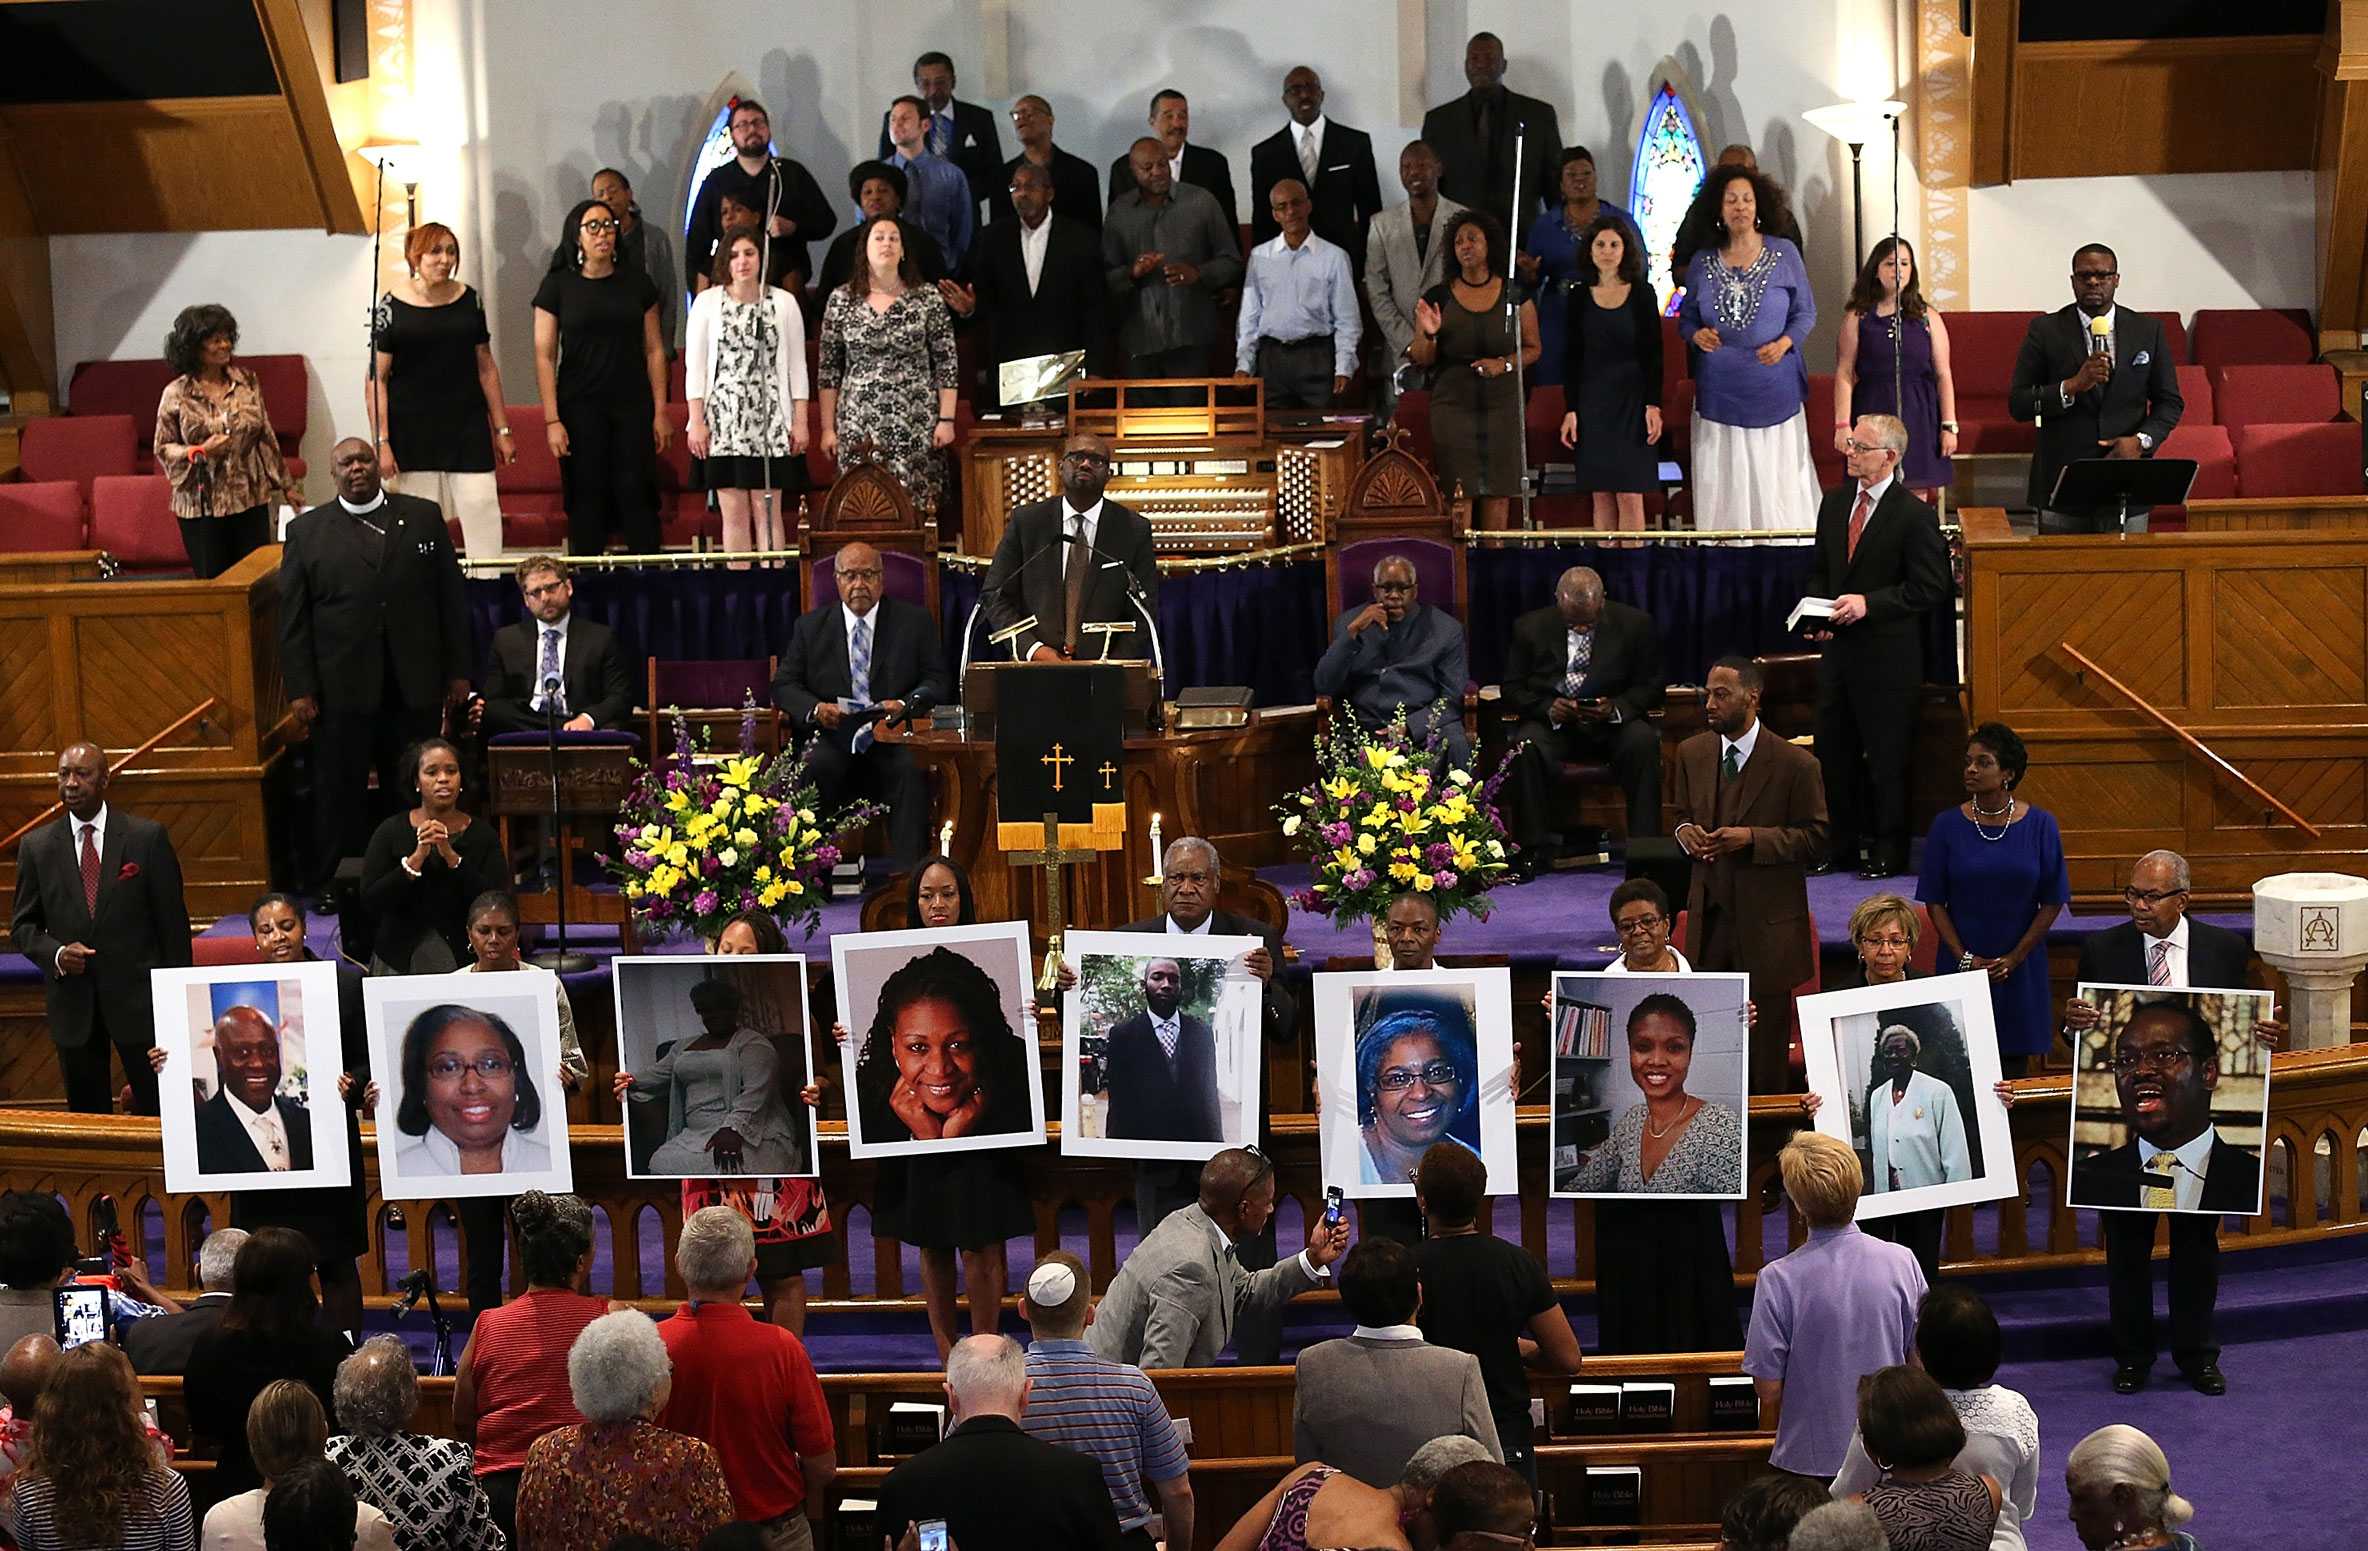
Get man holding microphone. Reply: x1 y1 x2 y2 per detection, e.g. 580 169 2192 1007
2005 243 2182 533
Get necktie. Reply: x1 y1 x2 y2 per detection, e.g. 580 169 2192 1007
79 822 99 915
1157 1017 1180 1061
1298 127 1319 182
2149 938 2173 987
1846 488 1873 562
850 616 875 754
258 1110 288 1169
1721 745 1741 784
1062 517 1091 652
2141 1155 2179 1211
1562 629 1593 697
932 111 951 158
538 627 565 716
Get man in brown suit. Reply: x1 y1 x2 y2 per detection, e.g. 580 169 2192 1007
1670 656 1828 1092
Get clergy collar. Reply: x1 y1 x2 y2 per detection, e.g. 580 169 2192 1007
337 489 389 515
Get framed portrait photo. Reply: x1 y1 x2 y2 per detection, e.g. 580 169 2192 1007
2066 983 2272 1217
1059 928 1264 1161
1547 971 1748 1201
832 921 1043 1160
614 954 818 1181
1798 970 2018 1222
1314 967 1516 1198
152 962 352 1196
365 973 574 1200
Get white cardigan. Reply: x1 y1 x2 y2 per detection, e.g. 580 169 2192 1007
683 284 809 421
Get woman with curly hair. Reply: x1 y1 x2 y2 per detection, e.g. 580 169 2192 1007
1353 994 1482 1187
153 302 303 578
1 1341 192 1551
1679 165 1818 535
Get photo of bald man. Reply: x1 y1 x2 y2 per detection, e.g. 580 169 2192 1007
191 1005 315 1175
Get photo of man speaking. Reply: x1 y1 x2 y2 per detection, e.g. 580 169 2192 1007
192 1005 314 1175
1103 956 1221 1143
2069 992 2266 1216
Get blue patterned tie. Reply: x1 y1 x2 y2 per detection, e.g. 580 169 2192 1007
537 627 565 717
1562 628 1592 698
850 616 875 754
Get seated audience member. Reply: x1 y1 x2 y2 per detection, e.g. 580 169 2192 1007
0 1191 178 1349
962 159 1107 391
815 163 949 296
1413 1141 1580 1486
449 1190 608 1541
123 1227 245 1374
1103 136 1244 381
261 1457 363 1551
878 1334 1123 1551
186 1228 354 1504
0 1342 193 1551
1236 179 1361 409
1842 1366 2000 1551
479 555 633 736
1719 1473 1834 1551
655 1207 836 1545
991 96 1103 233
1089 1148 1347 1369
1213 1434 1493 1551
202 1379 396 1550
2006 244 2182 532
2063 1425 2196 1551
1833 1285 2037 1545
1788 1500 1890 1551
883 94 976 272
1313 554 1471 764
1366 141 1466 413
771 540 950 871
1427 1459 1536 1551
1743 1134 1925 1483
1019 1252 1193 1551
515 1312 736 1551
1500 565 1665 869
1294 1238 1499 1486
0 1333 59 1497
327 1335 504 1551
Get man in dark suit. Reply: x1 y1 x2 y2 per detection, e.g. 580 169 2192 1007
1313 554 1470 765
771 542 950 868
980 432 1160 661
1107 88 1238 226
875 51 1004 214
1671 657 1828 1093
1419 31 1563 237
11 741 191 1114
479 555 633 737
1804 415 1952 879
191 1006 314 1175
2007 243 2184 531
280 437 470 901
2064 848 2271 1396
959 160 1107 394
123 1227 245 1374
1249 67 1385 270
876 1334 1125 1551
1500 566 1665 869
1100 955 1221 1142
989 96 1103 235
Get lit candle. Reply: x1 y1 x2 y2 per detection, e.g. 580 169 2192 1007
937 819 953 858
1149 812 1164 883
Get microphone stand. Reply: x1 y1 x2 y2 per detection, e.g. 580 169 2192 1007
532 676 592 973
1505 124 1533 530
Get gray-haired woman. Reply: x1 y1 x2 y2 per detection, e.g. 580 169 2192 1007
2066 1425 2199 1551
513 1313 736 1551
327 1335 505 1551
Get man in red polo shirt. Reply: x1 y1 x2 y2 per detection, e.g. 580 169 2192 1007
658 1206 838 1550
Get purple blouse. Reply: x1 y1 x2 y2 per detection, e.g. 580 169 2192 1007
1742 1223 1926 1475
1680 237 1814 428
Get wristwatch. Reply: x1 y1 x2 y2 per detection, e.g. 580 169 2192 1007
1938 419 1959 433
2135 431 2154 452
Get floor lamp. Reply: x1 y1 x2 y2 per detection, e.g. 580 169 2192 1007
1803 100 1906 269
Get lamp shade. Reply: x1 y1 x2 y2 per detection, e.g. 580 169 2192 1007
1801 100 1906 148
357 138 424 185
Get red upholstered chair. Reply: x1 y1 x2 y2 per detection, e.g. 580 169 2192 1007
2152 424 2237 528
19 414 138 508
492 405 568 550
2232 422 2364 498
88 475 185 571
1672 907 1820 1076
242 354 310 472
1805 375 1844 491
647 656 784 758
0 481 88 550
2210 364 2342 431
1944 311 2042 455
2189 308 2315 367
66 359 179 470
2143 312 2187 368
192 934 265 967
1390 389 1435 466
655 402 717 549
2174 365 2214 426
667 357 687 404
1658 314 1685 408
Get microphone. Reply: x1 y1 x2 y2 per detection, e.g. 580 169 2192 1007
391 1268 431 1317
2088 313 2113 369
542 674 562 693
885 692 933 728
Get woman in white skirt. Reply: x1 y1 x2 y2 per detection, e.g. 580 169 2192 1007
1679 166 1819 536
685 231 809 567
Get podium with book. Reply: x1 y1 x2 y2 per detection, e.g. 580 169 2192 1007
995 663 1130 985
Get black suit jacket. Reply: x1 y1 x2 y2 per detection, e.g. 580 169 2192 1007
686 157 838 289
1500 601 1665 726
1248 122 1384 267
193 1089 316 1175
2072 1132 2262 1213
1419 89 1563 233
877 98 1006 207
1109 143 1240 225
2007 304 2185 510
1103 1008 1222 1141
989 148 1103 234
980 497 1160 660
279 493 470 713
122 1292 231 1376
771 597 951 738
481 615 635 736
2074 918 2254 990
971 213 1108 377
1806 482 1952 688
11 808 190 1048
877 1415 1122 1551
1123 910 1298 1044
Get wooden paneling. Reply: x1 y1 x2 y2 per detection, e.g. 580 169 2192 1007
2185 496 2368 532
2318 3 2368 348
1968 0 2018 187
0 126 54 405
2009 37 2318 178
0 98 334 233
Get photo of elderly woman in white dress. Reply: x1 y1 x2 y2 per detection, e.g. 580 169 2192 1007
1862 1023 1970 1193
613 957 816 1180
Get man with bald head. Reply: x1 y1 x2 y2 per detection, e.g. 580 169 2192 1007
279 435 469 907
1108 88 1238 225
772 540 949 870
190 1006 314 1176
1250 67 1384 268
1104 136 1244 382
11 740 189 1112
982 430 1160 663
1419 31 1564 233
1236 178 1362 409
969 158 1108 399
1500 567 1666 870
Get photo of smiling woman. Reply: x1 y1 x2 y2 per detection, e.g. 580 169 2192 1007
365 977 573 1199
1355 993 1483 1186
1317 967 1516 1198
1550 975 1748 1200
833 919 1042 1160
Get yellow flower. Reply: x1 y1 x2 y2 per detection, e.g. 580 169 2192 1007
1322 776 1357 802
638 823 663 843
1361 803 1391 829
784 879 804 896
722 755 763 789
1412 871 1436 892
624 882 645 900
664 788 691 813
1356 833 1377 855
742 794 769 816
755 865 774 883
734 827 759 848
1333 846 1359 871
664 843 690 869
1365 745 1393 771
758 882 787 908
1388 859 1419 882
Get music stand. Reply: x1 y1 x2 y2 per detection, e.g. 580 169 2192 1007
2041 457 2198 536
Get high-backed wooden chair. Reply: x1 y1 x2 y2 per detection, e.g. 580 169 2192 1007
645 656 783 760
798 462 940 617
1319 427 1476 746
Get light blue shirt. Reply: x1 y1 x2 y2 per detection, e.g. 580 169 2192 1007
889 149 975 269
1236 231 1362 378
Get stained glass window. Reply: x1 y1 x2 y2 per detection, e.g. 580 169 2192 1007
1630 84 1707 317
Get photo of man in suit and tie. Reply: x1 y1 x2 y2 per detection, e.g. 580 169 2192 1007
2067 990 2269 1218
1064 937 1263 1159
191 1004 315 1177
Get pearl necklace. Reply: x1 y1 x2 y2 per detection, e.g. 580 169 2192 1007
1971 795 2015 842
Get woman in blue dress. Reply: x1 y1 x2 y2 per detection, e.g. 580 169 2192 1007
1519 147 1641 389
1917 722 2069 1075
1678 166 1818 535
1836 237 1957 499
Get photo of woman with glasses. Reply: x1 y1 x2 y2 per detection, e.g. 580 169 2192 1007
366 979 572 1198
1318 969 1516 1199
1354 993 1483 1187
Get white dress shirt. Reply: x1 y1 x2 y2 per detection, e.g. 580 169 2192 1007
1150 1010 1182 1059
1018 211 1052 296
2142 914 2191 988
226 1090 293 1169
1721 717 1763 771
529 614 570 713
1852 470 1896 514
56 804 109 974
1164 911 1214 935
1349 1322 1423 1342
337 488 389 517
2061 305 2118 408
2136 1125 2216 1212
1064 496 1103 553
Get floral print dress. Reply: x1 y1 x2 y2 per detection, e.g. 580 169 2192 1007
819 285 960 514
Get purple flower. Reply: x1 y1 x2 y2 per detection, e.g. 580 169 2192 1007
1396 797 1417 814
1321 822 1352 847
1433 869 1458 888
693 889 719 915
664 772 684 790
701 854 722 876
625 850 651 870
647 898 673 918
1425 842 1453 866
1346 868 1376 890
1291 888 1319 909
774 809 795 832
816 844 840 867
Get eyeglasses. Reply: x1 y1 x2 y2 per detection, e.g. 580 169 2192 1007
428 1054 514 1082
523 579 569 600
1377 1061 1461 1092
1859 933 1912 950
1842 438 1897 456
579 219 620 234
2109 1047 2194 1077
1061 451 1109 467
2123 886 2187 906
836 566 883 582
1615 913 1666 935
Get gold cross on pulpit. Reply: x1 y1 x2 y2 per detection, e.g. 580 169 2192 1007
1040 742 1075 792
1010 810 1097 992
1098 760 1118 791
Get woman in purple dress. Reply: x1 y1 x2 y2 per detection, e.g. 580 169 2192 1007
1678 167 1818 534
1916 723 2069 1076
1837 238 1958 499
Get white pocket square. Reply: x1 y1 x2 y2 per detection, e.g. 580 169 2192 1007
2133 351 2151 366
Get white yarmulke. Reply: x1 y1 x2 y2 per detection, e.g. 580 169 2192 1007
1027 1262 1079 1305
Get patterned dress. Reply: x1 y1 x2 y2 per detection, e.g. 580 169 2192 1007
705 294 794 458
1559 1099 1742 1195
513 1420 736 1551
1862 1467 1998 1551
1256 1464 1340 1551
818 285 960 514
327 1431 505 1551
152 368 299 519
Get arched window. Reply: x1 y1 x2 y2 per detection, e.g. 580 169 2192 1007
1629 83 1707 317
680 92 777 248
